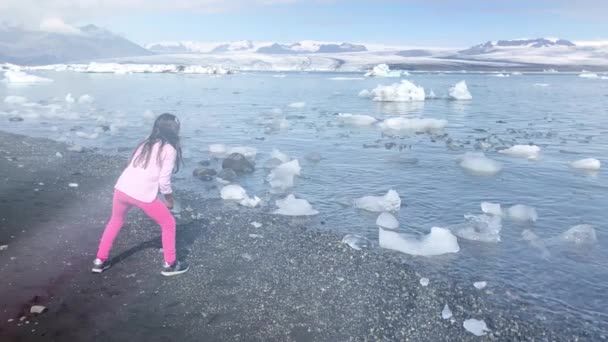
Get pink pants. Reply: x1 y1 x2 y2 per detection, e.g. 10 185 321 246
96 190 176 265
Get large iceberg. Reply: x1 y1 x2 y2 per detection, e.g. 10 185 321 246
337 113 377 126
364 80 425 102
463 319 490 336
2 70 53 83
448 80 472 100
355 189 401 212
378 117 447 133
274 194 319 216
458 152 502 176
499 145 541 159
379 227 460 257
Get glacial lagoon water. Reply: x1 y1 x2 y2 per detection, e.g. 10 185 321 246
2 70 608 334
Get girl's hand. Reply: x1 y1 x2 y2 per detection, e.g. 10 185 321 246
164 194 174 209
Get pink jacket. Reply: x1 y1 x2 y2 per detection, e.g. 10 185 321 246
115 141 176 203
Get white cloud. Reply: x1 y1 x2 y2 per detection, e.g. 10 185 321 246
39 17 80 34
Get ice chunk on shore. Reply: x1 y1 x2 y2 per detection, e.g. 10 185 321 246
507 204 538 223
452 214 502 243
448 81 472 100
474 281 487 289
364 63 402 78
499 145 541 159
220 184 248 200
274 194 318 216
570 158 601 171
458 152 502 176
579 73 599 79
481 202 503 217
379 227 460 256
463 319 490 336
341 234 371 251
4 96 27 104
355 190 401 212
78 94 94 104
2 70 52 83
378 117 447 133
239 196 261 208
441 304 453 319
559 224 597 246
367 80 425 102
267 159 301 191
420 278 430 286
337 113 377 126
376 212 399 229
288 101 306 109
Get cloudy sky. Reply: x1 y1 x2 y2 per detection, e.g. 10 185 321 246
1 0 606 47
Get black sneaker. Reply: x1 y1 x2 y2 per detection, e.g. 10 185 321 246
91 258 111 273
161 261 189 276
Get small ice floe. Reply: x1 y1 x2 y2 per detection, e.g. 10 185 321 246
270 149 290 163
55 152 63 158
4 95 28 104
507 204 538 223
267 159 301 192
534 83 549 87
559 224 597 246
363 80 426 102
65 93 75 103
419 278 430 287
452 214 502 243
498 145 541 160
288 101 306 109
481 202 503 217
570 158 601 171
364 63 402 78
458 152 502 176
78 94 94 104
30 306 47 315
378 117 447 134
463 319 490 336
493 73 510 77
329 77 365 81
379 227 460 256
251 222 263 228
68 183 78 188
441 304 453 319
341 234 371 251
220 184 261 208
2 70 53 83
511 71 523 76
0 245 7 251
273 194 318 216
448 80 472 100
474 281 487 290
579 73 599 79
376 212 399 229
355 189 401 212
337 113 377 126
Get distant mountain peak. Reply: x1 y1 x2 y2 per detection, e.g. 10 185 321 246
460 37 575 55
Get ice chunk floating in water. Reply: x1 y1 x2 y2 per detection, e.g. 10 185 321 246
463 319 490 336
452 214 502 243
559 224 597 246
570 158 601 171
499 145 541 159
378 117 447 133
379 227 460 256
220 185 260 208
481 202 503 217
376 212 399 229
474 281 487 289
458 152 502 176
355 190 401 212
508 204 538 223
448 80 472 100
337 113 377 126
274 194 318 216
267 159 301 192
341 234 371 251
364 80 425 102
288 101 306 109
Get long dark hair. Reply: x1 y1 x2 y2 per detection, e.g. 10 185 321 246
131 113 183 173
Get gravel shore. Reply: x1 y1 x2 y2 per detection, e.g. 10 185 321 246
0 131 599 341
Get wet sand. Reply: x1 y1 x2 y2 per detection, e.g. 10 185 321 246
0 131 598 341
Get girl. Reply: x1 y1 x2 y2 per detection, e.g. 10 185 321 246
92 113 189 276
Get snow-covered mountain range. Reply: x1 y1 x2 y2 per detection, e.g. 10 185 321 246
145 40 367 54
